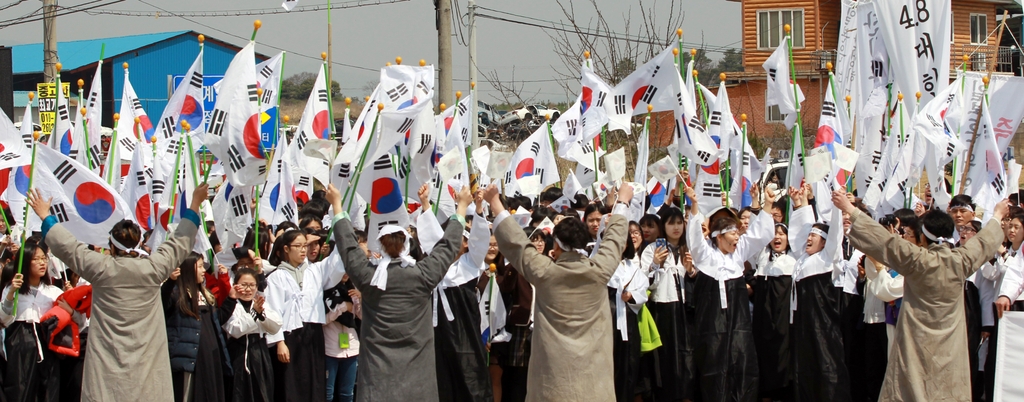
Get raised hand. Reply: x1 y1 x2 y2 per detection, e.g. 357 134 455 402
831 188 855 214
26 189 52 220
455 184 473 208
616 182 634 205
417 184 432 212
326 184 343 211
191 183 210 212
6 273 22 300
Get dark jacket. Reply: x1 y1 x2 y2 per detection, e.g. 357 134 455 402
162 280 233 375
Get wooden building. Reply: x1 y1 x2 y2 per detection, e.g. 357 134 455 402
721 0 1022 155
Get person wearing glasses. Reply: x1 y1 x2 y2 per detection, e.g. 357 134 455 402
220 267 282 402
264 186 347 402
0 237 65 402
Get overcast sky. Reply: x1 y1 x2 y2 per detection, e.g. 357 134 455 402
1 0 740 104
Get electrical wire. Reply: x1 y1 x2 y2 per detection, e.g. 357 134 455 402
476 5 743 54
0 0 28 12
0 0 121 29
83 0 408 18
135 0 380 73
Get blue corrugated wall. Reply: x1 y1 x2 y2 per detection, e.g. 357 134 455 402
111 33 260 127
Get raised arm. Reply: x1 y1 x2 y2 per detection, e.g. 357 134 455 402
485 184 556 284
416 185 473 287
590 183 634 280
329 184 373 289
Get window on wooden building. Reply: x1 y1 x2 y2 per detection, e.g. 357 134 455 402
765 90 784 123
971 14 988 44
758 9 805 49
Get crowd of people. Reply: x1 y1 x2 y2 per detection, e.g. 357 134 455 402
0 166 1014 402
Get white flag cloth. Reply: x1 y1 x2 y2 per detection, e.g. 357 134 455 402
286 64 332 187
503 124 559 197
69 101 87 166
155 47 204 158
213 182 252 249
670 70 719 167
260 134 297 226
34 146 133 246
874 0 952 114
915 76 965 166
962 72 1024 152
480 276 508 341
694 167 723 217
0 109 31 170
634 116 650 185
964 100 1008 220
856 0 890 117
107 69 142 191
706 81 739 161
281 0 298 11
763 41 806 129
730 128 763 209
580 64 611 143
122 146 156 232
204 42 266 187
51 76 73 157
82 61 104 174
814 78 846 159
854 114 885 198
256 52 285 151
607 44 679 131
402 105 439 201
551 95 582 157
116 67 156 149
358 154 410 243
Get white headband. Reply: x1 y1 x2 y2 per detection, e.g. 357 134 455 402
554 237 588 255
809 228 828 239
921 225 956 245
370 225 416 291
950 204 975 213
711 225 738 238
109 236 148 256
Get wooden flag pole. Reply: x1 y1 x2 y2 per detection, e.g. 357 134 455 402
960 10 1008 195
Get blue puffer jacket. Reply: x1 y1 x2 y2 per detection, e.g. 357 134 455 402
162 281 233 375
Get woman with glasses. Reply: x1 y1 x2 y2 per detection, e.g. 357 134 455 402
220 267 282 402
264 186 347 402
0 237 65 402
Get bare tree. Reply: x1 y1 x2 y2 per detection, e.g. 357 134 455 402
481 66 540 107
548 0 685 89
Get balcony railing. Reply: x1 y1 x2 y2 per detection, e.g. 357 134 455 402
953 44 1017 73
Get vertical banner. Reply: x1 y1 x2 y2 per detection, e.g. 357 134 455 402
874 0 952 115
35 82 70 136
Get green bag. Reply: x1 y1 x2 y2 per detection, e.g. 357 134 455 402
638 303 662 353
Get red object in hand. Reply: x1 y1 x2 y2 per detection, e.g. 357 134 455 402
39 284 93 357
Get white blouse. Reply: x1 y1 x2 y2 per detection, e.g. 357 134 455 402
688 209 774 309
608 260 650 341
264 250 345 345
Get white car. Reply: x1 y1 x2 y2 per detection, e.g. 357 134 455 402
497 104 561 125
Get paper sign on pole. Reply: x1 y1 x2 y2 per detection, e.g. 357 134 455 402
804 146 834 183
487 151 513 179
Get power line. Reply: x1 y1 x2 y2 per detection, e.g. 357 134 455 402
476 6 743 54
135 0 380 73
0 0 122 29
82 0 408 18
0 0 28 12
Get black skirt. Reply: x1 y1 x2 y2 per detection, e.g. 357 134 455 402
647 282 696 401
751 275 792 399
433 281 492 402
226 333 274 402
791 272 851 402
609 288 642 402
4 321 57 402
693 272 759 402
963 281 983 402
172 305 226 402
271 322 326 402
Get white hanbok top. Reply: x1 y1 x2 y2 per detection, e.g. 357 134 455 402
688 209 773 309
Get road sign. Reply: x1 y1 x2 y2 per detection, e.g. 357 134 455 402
36 82 71 135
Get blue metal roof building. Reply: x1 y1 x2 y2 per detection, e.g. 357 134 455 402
12 31 267 128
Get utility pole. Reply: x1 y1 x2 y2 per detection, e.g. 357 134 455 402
436 0 452 111
468 0 479 151
327 0 333 91
43 0 58 83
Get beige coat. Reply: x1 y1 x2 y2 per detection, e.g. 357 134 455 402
847 210 1002 402
46 219 199 402
494 214 628 401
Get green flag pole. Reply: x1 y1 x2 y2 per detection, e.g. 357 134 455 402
12 129 41 315
784 25 805 225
